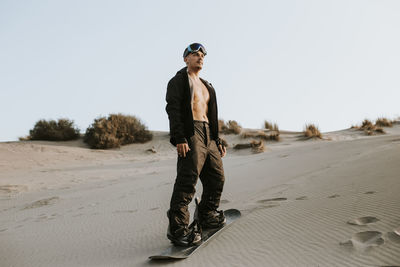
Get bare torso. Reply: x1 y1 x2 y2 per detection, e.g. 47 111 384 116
189 74 210 122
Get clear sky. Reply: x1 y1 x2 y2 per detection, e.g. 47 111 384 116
1 0 399 141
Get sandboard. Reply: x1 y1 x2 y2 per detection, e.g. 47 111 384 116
149 208 241 260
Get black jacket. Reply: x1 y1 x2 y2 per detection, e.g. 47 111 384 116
165 67 221 146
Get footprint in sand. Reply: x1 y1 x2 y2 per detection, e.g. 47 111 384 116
386 227 400 244
35 214 49 222
352 231 384 246
113 210 137 214
295 196 308 200
0 185 28 194
364 191 376 195
386 232 400 244
347 216 380 226
257 197 287 204
22 197 59 210
340 231 384 250
394 226 400 236
328 194 340 199
220 199 230 204
244 204 280 212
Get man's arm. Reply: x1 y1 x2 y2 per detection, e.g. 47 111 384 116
165 78 187 145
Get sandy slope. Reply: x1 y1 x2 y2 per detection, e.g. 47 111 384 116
1 126 399 267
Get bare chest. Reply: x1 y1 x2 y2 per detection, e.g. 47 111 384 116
191 79 210 103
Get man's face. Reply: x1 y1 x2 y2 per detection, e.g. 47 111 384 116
184 51 205 70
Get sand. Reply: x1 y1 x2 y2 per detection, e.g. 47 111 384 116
1 126 400 267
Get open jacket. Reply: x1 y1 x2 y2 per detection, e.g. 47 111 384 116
165 67 221 146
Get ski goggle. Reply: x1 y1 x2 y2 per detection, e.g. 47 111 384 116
183 43 207 58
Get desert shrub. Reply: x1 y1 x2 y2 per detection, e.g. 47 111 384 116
218 119 242 134
360 119 375 131
241 130 280 141
365 130 374 136
364 128 386 135
355 119 387 136
234 140 264 153
251 140 265 153
264 121 279 131
303 124 322 139
241 131 268 140
269 131 280 141
84 114 152 149
218 119 227 133
375 118 393 127
29 119 80 141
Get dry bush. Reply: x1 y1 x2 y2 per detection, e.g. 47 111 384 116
264 121 279 131
218 119 227 133
303 124 322 139
218 119 242 134
375 118 393 127
355 119 387 136
241 131 268 140
233 140 264 153
251 140 265 153
84 114 152 149
241 130 280 141
374 127 386 134
233 143 252 149
29 119 80 141
269 131 280 141
360 119 375 131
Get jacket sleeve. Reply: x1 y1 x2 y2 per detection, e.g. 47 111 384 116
208 81 222 145
165 78 187 145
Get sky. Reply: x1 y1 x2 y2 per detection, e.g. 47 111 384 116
1 0 400 141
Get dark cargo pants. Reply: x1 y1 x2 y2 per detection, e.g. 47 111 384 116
169 120 225 234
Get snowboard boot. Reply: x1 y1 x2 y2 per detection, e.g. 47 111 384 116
167 211 202 247
199 209 226 229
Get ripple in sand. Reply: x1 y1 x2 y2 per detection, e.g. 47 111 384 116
347 216 379 226
113 210 137 214
387 232 400 244
364 191 376 194
352 231 384 246
295 196 308 200
22 197 59 209
394 226 400 236
257 197 287 203
328 194 340 198
340 231 384 250
0 185 28 194
220 199 230 204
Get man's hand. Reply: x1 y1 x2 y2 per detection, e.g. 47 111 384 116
218 144 226 158
177 143 190 158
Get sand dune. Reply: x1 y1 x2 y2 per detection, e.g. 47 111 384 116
1 125 400 266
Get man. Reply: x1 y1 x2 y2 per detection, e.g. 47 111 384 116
165 43 227 246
